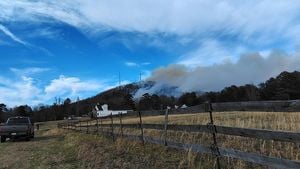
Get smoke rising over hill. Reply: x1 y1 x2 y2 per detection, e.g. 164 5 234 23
135 51 300 97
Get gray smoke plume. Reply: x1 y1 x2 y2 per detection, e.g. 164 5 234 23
134 51 300 97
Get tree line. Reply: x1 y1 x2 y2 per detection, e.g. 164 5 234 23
1 71 300 123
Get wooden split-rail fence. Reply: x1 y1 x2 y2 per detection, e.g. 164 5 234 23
58 103 300 169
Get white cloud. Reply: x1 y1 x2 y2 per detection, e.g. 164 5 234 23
0 24 28 45
0 76 41 106
1 0 300 42
24 27 61 40
0 73 109 107
10 67 51 76
178 40 244 67
1 0 300 66
77 0 300 41
0 0 85 27
125 61 151 67
125 62 138 67
44 75 103 97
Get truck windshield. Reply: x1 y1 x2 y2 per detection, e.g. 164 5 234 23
6 118 29 125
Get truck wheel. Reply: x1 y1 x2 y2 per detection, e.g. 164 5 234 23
0 136 6 143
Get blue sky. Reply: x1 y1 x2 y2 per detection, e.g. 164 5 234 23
1 0 300 107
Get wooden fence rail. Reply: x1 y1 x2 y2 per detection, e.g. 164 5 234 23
57 104 300 169
77 123 300 143
60 125 300 169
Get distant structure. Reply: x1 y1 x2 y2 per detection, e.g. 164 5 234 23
95 104 131 117
181 104 188 109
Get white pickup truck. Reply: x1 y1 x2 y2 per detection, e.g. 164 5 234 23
0 117 34 143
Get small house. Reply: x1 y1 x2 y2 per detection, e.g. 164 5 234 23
95 104 130 117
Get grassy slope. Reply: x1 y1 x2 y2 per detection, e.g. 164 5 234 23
0 121 214 169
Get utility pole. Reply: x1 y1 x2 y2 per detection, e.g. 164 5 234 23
139 72 142 84
119 71 121 90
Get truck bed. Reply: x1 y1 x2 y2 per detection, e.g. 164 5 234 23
0 125 30 136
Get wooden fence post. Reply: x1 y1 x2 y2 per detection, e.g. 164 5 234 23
164 107 170 146
138 111 144 144
86 121 89 134
119 112 123 137
79 120 82 132
110 113 115 141
100 117 103 133
205 102 221 169
96 118 99 134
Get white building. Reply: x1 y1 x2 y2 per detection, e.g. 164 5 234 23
95 104 130 117
181 104 188 109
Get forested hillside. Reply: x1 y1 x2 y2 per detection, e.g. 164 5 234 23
1 71 300 122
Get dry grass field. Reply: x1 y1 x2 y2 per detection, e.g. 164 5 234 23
1 111 300 169
98 111 300 131
0 121 211 169
0 122 79 169
85 111 300 168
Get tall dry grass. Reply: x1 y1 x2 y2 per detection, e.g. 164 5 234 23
76 111 300 169
107 111 300 131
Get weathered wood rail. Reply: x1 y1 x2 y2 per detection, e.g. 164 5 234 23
59 120 300 169
58 105 300 169
77 123 300 143
60 124 300 169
